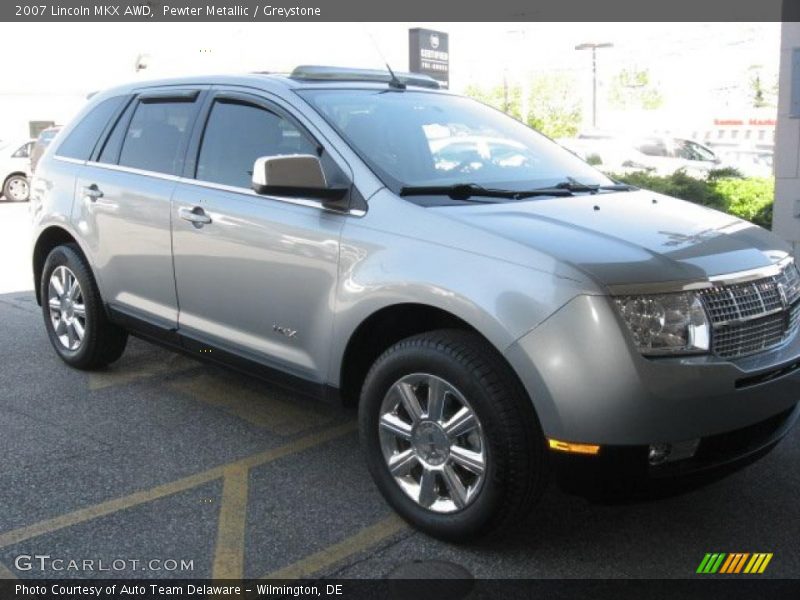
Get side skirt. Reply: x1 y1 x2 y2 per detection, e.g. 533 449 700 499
107 306 340 404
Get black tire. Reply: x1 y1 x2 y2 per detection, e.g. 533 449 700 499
359 329 548 541
2 174 29 202
41 244 128 369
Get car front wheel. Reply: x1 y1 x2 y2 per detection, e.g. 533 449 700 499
359 329 548 541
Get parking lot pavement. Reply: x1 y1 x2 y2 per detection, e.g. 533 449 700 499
1 204 799 580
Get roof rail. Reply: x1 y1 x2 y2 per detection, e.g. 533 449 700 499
289 65 440 89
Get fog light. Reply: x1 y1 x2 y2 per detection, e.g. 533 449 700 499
648 443 672 465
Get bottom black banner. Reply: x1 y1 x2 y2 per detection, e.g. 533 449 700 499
1 579 799 600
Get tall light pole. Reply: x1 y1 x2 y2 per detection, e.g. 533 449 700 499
575 42 613 129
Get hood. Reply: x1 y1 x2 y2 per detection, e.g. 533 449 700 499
434 190 790 287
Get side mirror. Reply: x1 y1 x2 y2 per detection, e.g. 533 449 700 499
251 154 348 207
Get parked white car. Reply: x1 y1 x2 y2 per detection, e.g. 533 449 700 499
560 133 723 178
1 139 34 201
632 135 721 176
558 137 657 175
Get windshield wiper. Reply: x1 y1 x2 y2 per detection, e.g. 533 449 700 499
599 183 638 191
551 177 638 194
399 183 573 201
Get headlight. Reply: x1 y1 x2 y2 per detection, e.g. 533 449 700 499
613 293 710 356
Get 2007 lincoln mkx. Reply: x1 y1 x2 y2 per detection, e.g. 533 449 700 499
29 66 799 540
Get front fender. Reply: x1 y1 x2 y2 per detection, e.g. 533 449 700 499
327 191 601 386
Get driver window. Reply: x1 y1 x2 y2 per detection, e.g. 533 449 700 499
196 100 316 188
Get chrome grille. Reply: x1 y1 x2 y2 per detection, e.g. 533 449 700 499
700 262 800 359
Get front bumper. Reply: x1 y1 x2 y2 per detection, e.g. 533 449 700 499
552 403 798 495
504 295 800 445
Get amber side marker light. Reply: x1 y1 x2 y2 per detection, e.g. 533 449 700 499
547 438 601 455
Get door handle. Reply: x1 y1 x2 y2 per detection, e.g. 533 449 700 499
82 184 104 202
178 206 212 227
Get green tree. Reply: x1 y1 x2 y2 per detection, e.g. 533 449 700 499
750 73 773 108
464 81 523 121
608 68 664 110
750 74 769 108
747 65 776 108
526 73 582 138
465 74 582 138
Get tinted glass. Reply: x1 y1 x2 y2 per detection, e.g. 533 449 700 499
56 97 125 160
98 101 136 164
12 142 33 158
196 100 316 188
299 89 611 192
118 100 196 175
674 140 716 162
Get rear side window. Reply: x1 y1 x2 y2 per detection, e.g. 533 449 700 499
118 100 196 175
196 100 316 188
12 142 33 158
56 96 126 160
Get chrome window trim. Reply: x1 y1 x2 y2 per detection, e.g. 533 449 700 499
608 257 795 296
52 155 87 166
79 160 366 217
180 177 366 217
84 160 181 182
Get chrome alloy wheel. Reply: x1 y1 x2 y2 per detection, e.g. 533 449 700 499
378 373 486 513
48 266 86 351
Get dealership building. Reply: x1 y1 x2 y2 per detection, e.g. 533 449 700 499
775 22 800 257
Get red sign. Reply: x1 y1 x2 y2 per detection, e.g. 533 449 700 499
713 118 776 127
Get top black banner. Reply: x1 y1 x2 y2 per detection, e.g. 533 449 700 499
1 0 798 22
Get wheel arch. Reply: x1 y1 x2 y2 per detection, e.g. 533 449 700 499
33 226 85 305
3 170 28 184
337 302 528 409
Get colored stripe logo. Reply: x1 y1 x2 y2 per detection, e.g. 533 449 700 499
697 553 773 574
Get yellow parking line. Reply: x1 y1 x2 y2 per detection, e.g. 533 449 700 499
89 352 199 390
261 514 407 579
212 465 250 580
0 561 17 579
0 421 356 549
169 373 333 436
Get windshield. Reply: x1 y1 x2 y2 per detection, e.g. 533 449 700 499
298 89 612 193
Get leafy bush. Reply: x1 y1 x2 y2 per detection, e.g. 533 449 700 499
612 170 774 230
713 177 774 228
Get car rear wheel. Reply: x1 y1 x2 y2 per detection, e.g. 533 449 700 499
359 329 548 541
2 175 29 202
41 244 128 369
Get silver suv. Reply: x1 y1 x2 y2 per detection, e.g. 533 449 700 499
31 67 799 540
